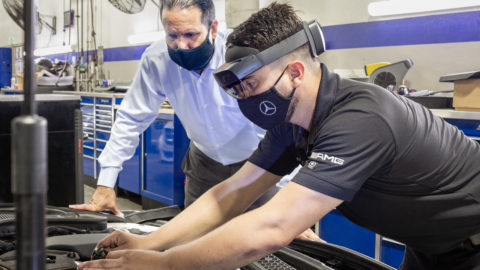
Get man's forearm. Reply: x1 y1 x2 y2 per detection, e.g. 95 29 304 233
145 180 255 251
161 205 293 270
158 182 342 270
143 163 281 252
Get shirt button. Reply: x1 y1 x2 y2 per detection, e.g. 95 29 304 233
210 126 214 129
204 104 208 108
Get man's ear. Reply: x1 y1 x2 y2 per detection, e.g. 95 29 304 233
288 61 305 88
210 19 219 40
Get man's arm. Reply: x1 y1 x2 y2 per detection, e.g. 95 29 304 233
95 161 282 251
70 54 166 214
162 181 342 269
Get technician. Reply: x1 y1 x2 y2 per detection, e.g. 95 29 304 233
78 3 480 270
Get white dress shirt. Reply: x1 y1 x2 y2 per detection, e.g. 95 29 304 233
97 33 264 188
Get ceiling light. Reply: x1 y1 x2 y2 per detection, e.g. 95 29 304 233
368 0 480 17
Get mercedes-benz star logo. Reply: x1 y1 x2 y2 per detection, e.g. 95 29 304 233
259 101 276 116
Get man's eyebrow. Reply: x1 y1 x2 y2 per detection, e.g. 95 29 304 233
166 27 201 33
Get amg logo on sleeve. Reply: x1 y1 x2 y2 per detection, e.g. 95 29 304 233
309 152 344 165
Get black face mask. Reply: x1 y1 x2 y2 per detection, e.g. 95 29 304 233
167 32 215 71
237 68 296 130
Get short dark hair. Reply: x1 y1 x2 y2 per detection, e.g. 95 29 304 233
228 2 318 69
160 0 215 27
227 2 302 51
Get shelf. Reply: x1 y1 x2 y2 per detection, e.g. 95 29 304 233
431 109 480 120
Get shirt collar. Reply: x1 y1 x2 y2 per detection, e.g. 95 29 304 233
308 64 339 145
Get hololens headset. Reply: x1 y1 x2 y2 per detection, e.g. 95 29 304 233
213 20 325 99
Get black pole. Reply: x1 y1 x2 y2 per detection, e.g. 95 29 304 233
11 0 47 269
23 0 36 115
74 109 84 203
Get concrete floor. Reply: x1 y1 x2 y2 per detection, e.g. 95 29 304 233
83 185 142 211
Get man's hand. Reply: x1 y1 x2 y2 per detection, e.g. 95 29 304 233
96 230 151 251
78 249 164 270
69 186 123 217
295 228 325 242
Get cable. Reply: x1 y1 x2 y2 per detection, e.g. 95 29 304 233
69 0 72 46
86 0 89 76
151 0 160 8
157 0 161 31
63 0 66 46
76 0 80 61
90 0 97 62
81 0 84 61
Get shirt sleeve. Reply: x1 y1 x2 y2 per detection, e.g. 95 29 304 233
248 124 300 176
97 53 166 187
292 110 395 201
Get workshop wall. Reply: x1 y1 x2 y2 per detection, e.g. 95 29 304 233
0 0 226 82
0 2 21 46
0 1 68 51
259 0 480 91
1 0 479 91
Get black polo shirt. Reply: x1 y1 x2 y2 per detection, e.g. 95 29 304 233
248 64 480 254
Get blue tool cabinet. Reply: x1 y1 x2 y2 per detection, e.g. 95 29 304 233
79 94 122 180
320 210 405 269
320 209 376 258
76 92 189 206
432 109 480 144
0 48 12 88
142 114 189 205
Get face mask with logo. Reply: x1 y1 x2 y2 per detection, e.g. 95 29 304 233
237 67 296 130
168 32 215 71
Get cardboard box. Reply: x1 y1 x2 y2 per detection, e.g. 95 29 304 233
453 79 480 111
439 71 480 112
15 72 40 90
16 72 23 90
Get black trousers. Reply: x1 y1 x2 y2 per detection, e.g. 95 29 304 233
182 142 279 208
400 238 480 270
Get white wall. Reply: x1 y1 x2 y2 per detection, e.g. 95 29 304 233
0 1 23 46
226 0 259 27
0 1 72 48
1 0 479 91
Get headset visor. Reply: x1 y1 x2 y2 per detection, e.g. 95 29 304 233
214 54 263 99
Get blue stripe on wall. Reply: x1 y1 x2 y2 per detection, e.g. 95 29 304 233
43 45 149 63
323 10 480 50
103 45 149 61
42 10 480 62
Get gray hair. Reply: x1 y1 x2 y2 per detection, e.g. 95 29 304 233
160 0 215 27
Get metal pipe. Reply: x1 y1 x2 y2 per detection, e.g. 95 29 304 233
81 0 84 60
12 116 48 270
23 0 36 115
85 0 89 82
11 1 48 269
75 0 81 92
74 109 85 203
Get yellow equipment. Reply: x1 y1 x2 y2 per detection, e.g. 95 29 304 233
364 62 391 76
